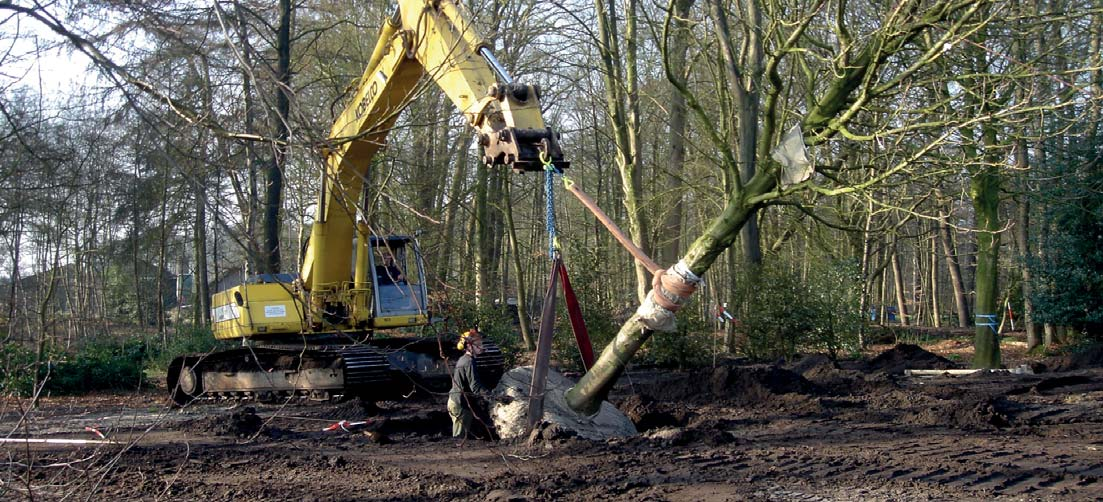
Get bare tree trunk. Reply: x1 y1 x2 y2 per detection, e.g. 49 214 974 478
194 179 210 326
263 0 292 274
930 230 941 328
971 145 1002 368
593 0 650 302
156 161 169 343
488 170 505 303
131 161 146 327
913 246 924 327
858 199 874 345
503 177 534 350
5 209 24 343
437 136 472 283
232 0 261 276
660 0 695 265
474 158 491 306
1015 141 1040 349
939 206 970 328
891 240 909 326
709 0 763 270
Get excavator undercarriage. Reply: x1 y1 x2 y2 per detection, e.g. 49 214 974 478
167 338 505 405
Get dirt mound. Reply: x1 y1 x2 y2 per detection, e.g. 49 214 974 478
181 407 276 438
786 354 838 376
645 425 737 446
372 410 451 437
864 344 958 375
709 364 817 405
641 364 816 406
322 398 380 419
1043 344 1103 372
906 395 1013 430
784 354 891 396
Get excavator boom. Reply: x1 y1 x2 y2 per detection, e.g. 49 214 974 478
302 0 566 327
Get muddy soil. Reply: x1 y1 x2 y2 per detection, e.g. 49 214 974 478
3 343 1103 501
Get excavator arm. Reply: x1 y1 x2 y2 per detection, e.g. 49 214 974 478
300 0 566 329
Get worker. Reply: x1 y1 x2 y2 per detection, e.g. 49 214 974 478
375 254 405 284
448 328 490 440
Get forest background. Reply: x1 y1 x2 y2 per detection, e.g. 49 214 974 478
0 0 1101 396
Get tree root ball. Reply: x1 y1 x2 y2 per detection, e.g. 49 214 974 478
491 367 637 441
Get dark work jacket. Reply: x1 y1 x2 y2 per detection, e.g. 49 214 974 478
449 354 489 404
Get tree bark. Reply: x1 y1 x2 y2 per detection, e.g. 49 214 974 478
971 146 1002 368
708 0 764 272
930 231 941 328
890 240 909 326
474 158 491 306
232 0 261 276
503 176 535 351
194 176 210 326
131 161 145 327
593 0 651 303
1015 140 1040 349
156 159 169 343
437 136 472 283
263 0 292 274
938 205 970 328
660 0 695 265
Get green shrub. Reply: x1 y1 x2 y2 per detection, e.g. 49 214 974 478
47 338 147 393
637 315 713 368
0 337 148 396
735 260 863 360
0 343 40 396
1029 149 1103 336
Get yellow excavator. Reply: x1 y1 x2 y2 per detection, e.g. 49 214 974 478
168 0 567 404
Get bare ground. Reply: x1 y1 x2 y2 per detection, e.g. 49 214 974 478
3 336 1103 501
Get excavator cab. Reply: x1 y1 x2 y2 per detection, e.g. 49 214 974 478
367 235 428 329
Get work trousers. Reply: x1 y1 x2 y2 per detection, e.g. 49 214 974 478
447 397 472 438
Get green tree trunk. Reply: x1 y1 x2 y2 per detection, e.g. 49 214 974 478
971 164 1001 368
566 174 767 415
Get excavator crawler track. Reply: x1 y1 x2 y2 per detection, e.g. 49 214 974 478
167 338 505 406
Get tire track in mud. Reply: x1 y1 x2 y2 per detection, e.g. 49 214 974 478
724 432 1103 499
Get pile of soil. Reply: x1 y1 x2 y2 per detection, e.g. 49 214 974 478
905 395 1014 430
863 343 958 374
639 363 815 406
784 354 883 396
181 406 271 438
1044 344 1103 372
